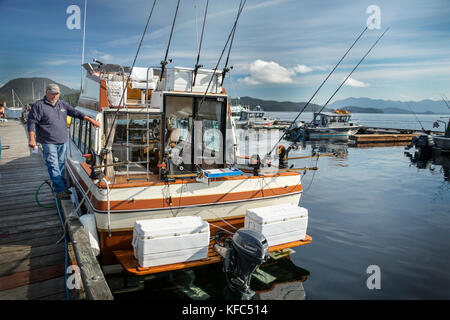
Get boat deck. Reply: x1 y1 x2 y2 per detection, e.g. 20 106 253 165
0 120 68 299
113 235 312 276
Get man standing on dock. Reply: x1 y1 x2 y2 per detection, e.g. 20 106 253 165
27 83 100 200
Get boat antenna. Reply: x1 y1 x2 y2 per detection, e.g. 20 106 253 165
220 0 242 87
104 0 158 149
406 102 426 132
192 0 209 86
267 26 369 156
80 0 87 92
308 27 389 127
200 0 246 105
160 0 181 82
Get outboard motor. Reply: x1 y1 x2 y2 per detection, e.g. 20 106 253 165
214 229 269 299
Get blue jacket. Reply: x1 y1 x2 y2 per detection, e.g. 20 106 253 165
27 97 86 144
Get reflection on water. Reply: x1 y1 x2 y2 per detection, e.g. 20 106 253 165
114 256 310 300
405 150 450 181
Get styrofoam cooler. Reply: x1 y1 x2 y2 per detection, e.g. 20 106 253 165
132 216 210 268
244 204 308 247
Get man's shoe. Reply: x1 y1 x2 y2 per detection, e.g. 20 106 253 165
56 192 71 200
65 188 72 195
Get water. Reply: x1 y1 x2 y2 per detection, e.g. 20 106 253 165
115 113 450 300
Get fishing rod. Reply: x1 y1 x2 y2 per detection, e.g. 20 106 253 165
406 103 426 132
160 0 181 82
193 0 209 86
104 0 158 152
267 26 369 157
441 94 450 112
309 27 389 127
200 0 246 105
220 0 243 87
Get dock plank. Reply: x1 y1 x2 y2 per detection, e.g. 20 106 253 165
0 120 66 300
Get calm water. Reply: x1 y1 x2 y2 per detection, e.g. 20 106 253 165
116 112 450 300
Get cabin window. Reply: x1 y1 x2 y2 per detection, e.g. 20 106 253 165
81 75 100 101
72 118 81 146
195 99 224 168
80 120 87 152
165 96 194 171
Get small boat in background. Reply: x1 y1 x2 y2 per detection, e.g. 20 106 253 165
235 105 276 129
306 109 361 139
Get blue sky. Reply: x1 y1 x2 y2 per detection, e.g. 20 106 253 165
1 0 449 104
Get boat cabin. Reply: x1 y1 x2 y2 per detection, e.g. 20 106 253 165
72 63 236 183
312 110 352 128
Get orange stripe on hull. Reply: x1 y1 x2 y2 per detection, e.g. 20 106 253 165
91 184 302 212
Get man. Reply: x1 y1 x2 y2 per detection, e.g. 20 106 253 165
27 83 100 200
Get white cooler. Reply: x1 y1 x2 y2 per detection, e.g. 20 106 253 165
244 204 308 247
132 216 210 268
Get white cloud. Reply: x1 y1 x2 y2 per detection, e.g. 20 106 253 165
293 64 313 74
238 59 295 85
100 54 114 61
43 59 69 66
344 77 370 88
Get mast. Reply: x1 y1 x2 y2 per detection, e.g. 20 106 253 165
12 89 15 108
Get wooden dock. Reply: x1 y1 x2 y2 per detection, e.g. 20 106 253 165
349 133 420 147
0 120 112 300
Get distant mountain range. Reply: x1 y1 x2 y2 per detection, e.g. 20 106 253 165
233 96 450 114
0 77 78 107
231 96 324 113
330 97 449 114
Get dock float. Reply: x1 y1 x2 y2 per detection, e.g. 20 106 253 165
0 120 112 300
350 133 420 147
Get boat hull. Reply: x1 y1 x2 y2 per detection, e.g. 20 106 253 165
434 136 450 150
66 153 303 265
308 126 360 139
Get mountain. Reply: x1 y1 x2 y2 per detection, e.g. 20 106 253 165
232 96 325 113
0 77 78 107
330 97 449 114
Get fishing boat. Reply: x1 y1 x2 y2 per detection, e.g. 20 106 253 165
235 106 276 129
66 63 306 266
306 109 361 139
230 103 244 121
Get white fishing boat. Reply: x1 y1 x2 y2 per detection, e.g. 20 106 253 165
235 106 276 129
307 109 361 139
66 63 307 266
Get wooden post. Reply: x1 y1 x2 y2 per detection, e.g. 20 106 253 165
59 199 114 300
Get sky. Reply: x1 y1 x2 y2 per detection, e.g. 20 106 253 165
1 0 450 104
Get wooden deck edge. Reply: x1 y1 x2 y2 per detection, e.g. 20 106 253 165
114 235 312 276
59 199 114 300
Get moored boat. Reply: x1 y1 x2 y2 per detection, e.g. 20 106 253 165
307 109 361 139
67 63 305 265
